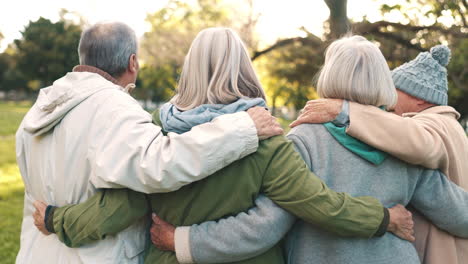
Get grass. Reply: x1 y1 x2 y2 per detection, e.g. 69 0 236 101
0 101 29 264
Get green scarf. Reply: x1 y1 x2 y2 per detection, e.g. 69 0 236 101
323 122 387 165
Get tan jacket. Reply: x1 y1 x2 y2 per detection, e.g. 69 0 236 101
347 103 468 264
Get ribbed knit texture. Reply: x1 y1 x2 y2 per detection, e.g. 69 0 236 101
392 45 451 105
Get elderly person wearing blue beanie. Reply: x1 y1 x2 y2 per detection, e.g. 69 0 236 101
291 44 468 264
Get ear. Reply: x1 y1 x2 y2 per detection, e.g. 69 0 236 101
128 54 138 74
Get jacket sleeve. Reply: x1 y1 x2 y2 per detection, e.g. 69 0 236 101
51 189 150 248
173 195 296 263
261 136 386 238
410 169 468 237
346 102 447 169
89 96 258 194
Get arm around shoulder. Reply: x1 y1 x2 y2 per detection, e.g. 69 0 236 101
347 102 446 169
90 100 259 193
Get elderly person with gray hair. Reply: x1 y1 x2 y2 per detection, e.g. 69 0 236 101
15 21 283 263
148 35 468 264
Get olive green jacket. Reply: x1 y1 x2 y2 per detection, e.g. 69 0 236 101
49 113 387 264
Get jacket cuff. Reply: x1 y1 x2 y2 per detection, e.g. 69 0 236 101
374 207 389 237
45 205 57 233
175 226 194 263
332 100 350 127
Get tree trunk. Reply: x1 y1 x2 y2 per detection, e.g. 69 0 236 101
324 0 350 39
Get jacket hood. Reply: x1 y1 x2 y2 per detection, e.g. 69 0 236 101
22 72 122 136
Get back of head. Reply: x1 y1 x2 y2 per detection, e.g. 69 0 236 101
78 22 137 78
392 45 451 106
172 27 265 111
317 35 397 109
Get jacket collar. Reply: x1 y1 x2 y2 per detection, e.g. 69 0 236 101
403 106 460 120
73 65 119 85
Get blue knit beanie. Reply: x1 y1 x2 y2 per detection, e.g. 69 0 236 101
392 45 451 105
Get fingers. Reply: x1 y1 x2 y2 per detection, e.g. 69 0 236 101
150 212 176 251
32 200 51 235
248 107 284 140
387 204 415 242
290 99 343 128
289 119 302 128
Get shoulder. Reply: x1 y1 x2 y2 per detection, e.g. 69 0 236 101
287 123 331 146
252 136 297 167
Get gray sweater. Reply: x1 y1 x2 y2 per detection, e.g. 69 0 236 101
184 123 468 264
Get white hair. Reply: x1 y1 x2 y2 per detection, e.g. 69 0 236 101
78 22 137 77
171 27 265 110
317 35 397 109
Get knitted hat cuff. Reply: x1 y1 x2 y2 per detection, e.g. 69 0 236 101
393 73 448 105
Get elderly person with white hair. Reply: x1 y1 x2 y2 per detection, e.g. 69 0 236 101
32 29 418 264
14 21 285 264
147 35 468 264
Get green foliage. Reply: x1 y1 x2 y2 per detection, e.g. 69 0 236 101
447 38 468 119
261 40 322 111
12 17 82 89
0 48 27 92
135 64 177 103
136 0 258 103
135 0 233 103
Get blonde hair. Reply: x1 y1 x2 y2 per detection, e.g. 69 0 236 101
317 35 397 109
171 27 266 110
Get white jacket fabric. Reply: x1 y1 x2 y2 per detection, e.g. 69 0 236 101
15 71 258 264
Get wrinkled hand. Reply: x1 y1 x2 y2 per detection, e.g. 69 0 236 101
247 107 283 140
150 213 175 252
290 99 343 128
33 201 50 236
388 204 415 242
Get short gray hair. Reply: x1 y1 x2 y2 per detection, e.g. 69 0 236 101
317 35 397 109
78 22 137 77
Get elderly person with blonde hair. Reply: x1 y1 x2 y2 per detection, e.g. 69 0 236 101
148 35 468 264
32 29 417 264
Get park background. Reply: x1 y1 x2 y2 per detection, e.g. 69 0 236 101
0 0 466 263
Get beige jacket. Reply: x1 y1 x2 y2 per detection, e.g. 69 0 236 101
347 103 468 264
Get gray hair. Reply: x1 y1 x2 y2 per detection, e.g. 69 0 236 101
172 27 266 111
78 22 137 77
317 35 397 109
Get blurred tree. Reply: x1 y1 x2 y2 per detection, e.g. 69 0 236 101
137 0 259 104
13 15 82 90
0 46 27 93
253 0 468 119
